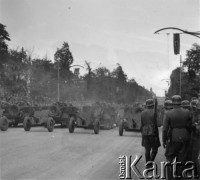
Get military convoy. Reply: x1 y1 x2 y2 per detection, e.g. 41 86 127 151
0 100 144 135
0 101 117 133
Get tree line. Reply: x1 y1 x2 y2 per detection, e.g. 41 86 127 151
168 43 200 100
0 23 152 105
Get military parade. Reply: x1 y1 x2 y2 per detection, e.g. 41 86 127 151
1 0 200 180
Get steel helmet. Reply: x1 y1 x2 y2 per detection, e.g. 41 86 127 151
181 100 190 108
191 99 198 108
164 100 173 109
191 97 198 101
146 99 154 107
172 95 182 105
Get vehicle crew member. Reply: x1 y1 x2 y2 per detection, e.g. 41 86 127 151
163 95 192 180
141 99 160 163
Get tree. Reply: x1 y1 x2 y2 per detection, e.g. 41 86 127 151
0 23 10 66
54 42 73 68
183 43 200 98
3 48 29 96
183 43 200 78
112 63 127 85
0 23 11 93
84 61 93 92
30 58 56 102
168 44 200 99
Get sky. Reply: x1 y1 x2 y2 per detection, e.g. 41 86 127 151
1 0 200 96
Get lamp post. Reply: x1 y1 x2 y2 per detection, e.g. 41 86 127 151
179 55 182 96
57 58 60 102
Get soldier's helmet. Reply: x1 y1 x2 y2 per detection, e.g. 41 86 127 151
172 95 182 105
181 100 190 108
146 99 154 107
190 99 198 108
164 100 173 109
191 97 198 101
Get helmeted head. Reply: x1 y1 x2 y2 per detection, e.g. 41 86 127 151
164 100 173 110
181 100 190 109
191 97 198 101
146 99 154 108
172 95 182 106
191 99 198 110
197 102 200 110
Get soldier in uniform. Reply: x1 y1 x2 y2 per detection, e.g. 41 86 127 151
189 97 200 175
161 100 173 124
163 95 192 179
181 100 190 110
141 99 160 163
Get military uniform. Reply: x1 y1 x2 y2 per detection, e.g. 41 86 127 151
141 99 160 162
162 100 173 124
163 95 192 179
189 99 200 175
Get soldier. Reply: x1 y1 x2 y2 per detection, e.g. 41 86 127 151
189 97 200 175
141 99 160 163
161 100 173 124
163 95 192 179
181 100 190 110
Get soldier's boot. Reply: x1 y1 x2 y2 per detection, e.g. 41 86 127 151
145 147 151 163
150 148 158 161
166 157 174 180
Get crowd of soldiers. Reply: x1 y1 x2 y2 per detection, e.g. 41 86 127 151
140 94 200 179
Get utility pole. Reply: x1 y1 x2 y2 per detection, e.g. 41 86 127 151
57 59 60 102
180 55 182 96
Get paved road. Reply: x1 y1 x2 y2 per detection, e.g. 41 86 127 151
0 126 165 180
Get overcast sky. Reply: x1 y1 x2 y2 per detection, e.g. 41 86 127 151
1 0 200 96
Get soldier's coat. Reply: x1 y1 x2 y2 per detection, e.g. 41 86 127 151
141 108 161 147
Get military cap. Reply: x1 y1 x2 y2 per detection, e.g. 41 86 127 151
181 100 190 108
146 99 154 107
164 100 173 109
172 95 182 105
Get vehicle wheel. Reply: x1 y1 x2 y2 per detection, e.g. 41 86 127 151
69 116 75 133
119 120 124 136
0 116 8 131
23 117 32 131
94 119 100 134
47 117 54 132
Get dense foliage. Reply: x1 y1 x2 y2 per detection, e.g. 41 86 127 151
0 23 152 104
168 43 200 100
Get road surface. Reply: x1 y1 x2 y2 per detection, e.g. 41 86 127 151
0 126 165 180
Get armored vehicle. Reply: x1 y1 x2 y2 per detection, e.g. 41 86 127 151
95 103 116 130
23 102 79 132
118 105 143 136
22 105 50 132
68 105 101 134
0 101 34 131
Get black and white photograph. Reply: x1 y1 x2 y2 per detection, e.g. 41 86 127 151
0 0 200 179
